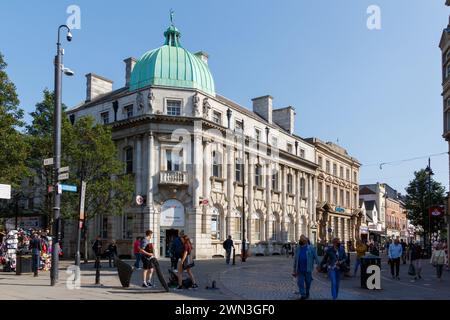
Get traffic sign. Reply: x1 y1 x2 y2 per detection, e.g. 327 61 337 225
58 172 69 180
59 166 70 173
136 195 144 206
61 184 77 192
44 158 54 166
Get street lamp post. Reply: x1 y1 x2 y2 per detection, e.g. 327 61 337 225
241 120 246 262
425 158 433 258
50 25 73 286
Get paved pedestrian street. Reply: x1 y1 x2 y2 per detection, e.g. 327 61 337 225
1 254 449 300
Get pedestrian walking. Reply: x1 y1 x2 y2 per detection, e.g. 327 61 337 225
170 232 184 271
388 238 403 280
430 243 446 281
400 239 407 264
92 235 103 269
177 234 198 289
133 237 142 269
140 230 155 287
29 233 42 277
321 238 347 300
106 240 118 268
410 241 422 280
292 235 320 300
222 235 234 265
353 240 367 277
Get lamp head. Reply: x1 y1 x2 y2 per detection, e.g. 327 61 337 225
62 66 75 76
67 31 73 42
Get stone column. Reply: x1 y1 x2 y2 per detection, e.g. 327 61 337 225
247 152 254 244
225 141 233 239
295 171 301 241
135 135 142 195
190 130 204 258
202 140 212 235
144 132 158 256
281 166 287 242
265 161 272 242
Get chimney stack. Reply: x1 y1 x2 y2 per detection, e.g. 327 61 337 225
194 51 209 65
124 57 137 87
252 95 273 124
85 73 113 102
273 106 295 134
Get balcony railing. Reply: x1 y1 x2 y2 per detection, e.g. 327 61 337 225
159 171 188 185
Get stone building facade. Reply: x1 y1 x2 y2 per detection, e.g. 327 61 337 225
64 23 322 259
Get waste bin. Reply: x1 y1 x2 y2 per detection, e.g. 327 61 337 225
360 254 381 289
16 254 33 275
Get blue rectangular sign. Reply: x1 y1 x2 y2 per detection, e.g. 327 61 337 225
61 184 77 192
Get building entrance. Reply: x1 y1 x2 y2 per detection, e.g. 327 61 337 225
162 228 179 257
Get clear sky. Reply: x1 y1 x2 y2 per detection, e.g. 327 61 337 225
1 0 449 194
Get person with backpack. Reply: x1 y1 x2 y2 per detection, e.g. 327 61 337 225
140 230 155 287
29 233 42 277
170 232 184 271
177 234 198 289
222 235 234 265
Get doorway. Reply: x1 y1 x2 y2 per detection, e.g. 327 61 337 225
165 229 179 257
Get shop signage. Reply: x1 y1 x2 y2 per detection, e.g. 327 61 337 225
360 226 369 234
335 207 345 213
429 206 444 217
161 199 185 227
6 216 42 230
0 184 11 199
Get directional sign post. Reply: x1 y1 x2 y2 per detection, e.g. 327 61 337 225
58 172 69 181
75 181 87 266
59 166 70 173
0 184 11 200
61 184 77 192
44 158 54 166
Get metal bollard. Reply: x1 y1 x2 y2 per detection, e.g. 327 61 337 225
95 256 100 284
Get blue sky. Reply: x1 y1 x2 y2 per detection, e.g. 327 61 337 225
0 0 449 194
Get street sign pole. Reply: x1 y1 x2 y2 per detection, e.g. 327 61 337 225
75 181 86 266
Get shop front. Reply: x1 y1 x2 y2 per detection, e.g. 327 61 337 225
159 199 185 258
360 226 369 243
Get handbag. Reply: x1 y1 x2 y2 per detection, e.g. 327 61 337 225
408 263 416 276
183 254 195 270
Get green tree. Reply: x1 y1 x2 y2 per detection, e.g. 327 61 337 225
404 169 446 243
0 52 29 186
61 116 133 261
26 89 71 227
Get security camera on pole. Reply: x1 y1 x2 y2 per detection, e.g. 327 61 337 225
50 24 74 286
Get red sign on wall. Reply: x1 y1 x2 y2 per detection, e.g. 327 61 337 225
429 206 444 217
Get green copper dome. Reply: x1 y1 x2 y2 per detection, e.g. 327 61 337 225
129 24 215 95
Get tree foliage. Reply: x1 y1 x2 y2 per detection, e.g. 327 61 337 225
404 169 446 235
0 52 29 186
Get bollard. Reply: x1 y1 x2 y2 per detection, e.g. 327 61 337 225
95 256 100 285
232 248 236 265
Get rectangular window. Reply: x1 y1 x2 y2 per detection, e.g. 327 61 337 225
287 143 293 153
271 136 278 148
235 120 243 133
318 156 323 169
101 111 109 124
333 163 337 176
340 166 344 178
125 148 133 174
255 129 261 141
346 191 350 208
340 190 344 206
271 220 277 240
102 216 108 239
346 169 350 181
122 214 133 239
326 160 330 173
287 174 293 194
125 105 133 118
333 187 338 204
253 219 261 241
235 158 242 183
326 185 331 202
272 171 279 190
166 149 182 171
353 193 357 208
212 111 222 125
234 217 241 240
353 172 358 183
255 165 262 187
318 182 323 202
166 100 181 116
300 149 305 158
212 151 222 178
300 178 306 198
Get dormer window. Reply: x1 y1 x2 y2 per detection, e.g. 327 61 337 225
287 143 293 153
212 111 222 125
124 105 133 118
101 111 109 124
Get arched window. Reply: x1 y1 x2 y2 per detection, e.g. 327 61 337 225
270 213 277 241
288 216 295 241
233 208 242 240
211 206 221 240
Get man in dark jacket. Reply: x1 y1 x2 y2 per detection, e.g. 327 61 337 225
223 235 234 265
92 236 102 268
29 233 42 277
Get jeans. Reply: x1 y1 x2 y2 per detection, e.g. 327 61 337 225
31 254 40 275
412 259 421 277
436 264 444 278
108 254 115 267
354 258 361 275
225 249 231 264
134 253 141 268
297 271 312 297
390 257 400 277
328 269 341 300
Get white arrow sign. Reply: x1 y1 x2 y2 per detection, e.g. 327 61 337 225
44 158 54 166
58 172 69 180
59 166 70 173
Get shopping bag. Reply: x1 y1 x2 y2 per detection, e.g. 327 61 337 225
408 263 416 276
